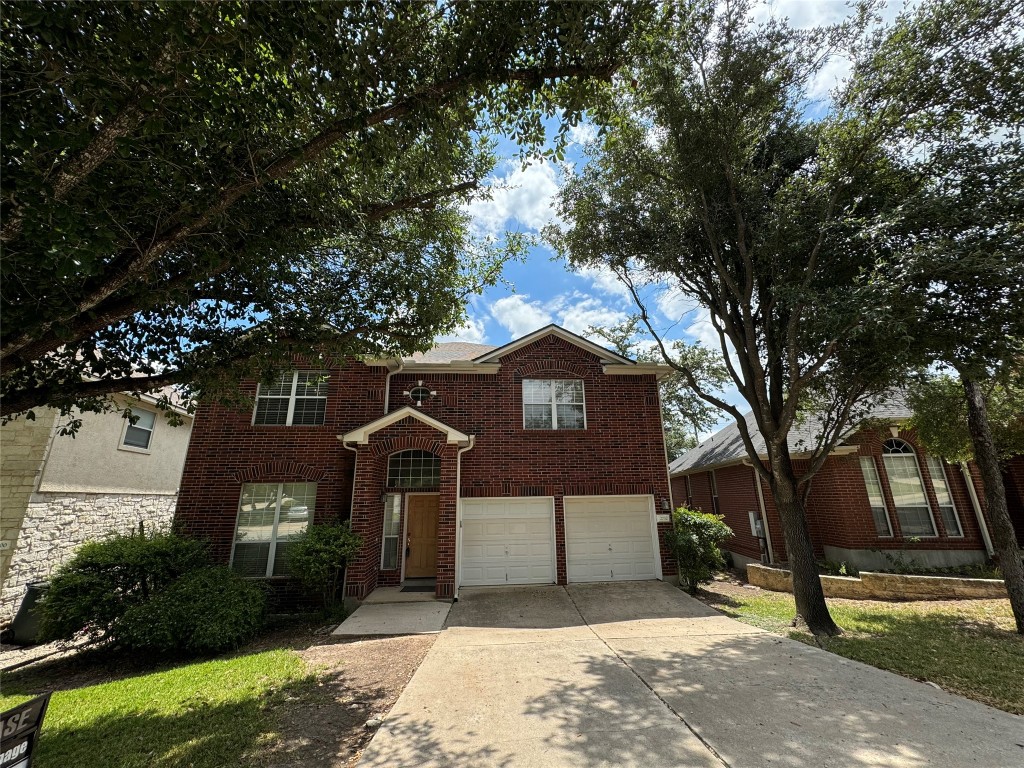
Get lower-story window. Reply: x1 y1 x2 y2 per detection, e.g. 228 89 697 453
381 494 401 569
231 482 316 577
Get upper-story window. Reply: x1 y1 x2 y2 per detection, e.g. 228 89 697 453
881 439 937 537
120 408 156 451
253 371 329 426
523 379 585 430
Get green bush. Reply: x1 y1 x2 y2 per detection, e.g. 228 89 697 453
665 507 733 595
287 522 362 613
39 530 209 644
119 567 266 654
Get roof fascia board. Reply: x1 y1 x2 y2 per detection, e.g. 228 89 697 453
473 324 635 365
602 363 673 380
399 362 501 374
670 444 862 476
339 405 470 445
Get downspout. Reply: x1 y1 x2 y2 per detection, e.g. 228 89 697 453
340 440 360 602
382 361 403 415
960 462 995 557
453 435 476 602
743 458 775 564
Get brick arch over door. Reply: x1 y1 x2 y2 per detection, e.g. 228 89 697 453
232 461 326 483
369 436 447 458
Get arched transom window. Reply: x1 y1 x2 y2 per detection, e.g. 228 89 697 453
387 450 440 488
881 439 937 536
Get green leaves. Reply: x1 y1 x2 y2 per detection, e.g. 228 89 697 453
1 1 652 418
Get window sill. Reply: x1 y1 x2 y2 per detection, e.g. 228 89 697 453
117 444 152 455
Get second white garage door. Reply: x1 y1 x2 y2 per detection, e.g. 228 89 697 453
564 496 659 582
460 498 555 587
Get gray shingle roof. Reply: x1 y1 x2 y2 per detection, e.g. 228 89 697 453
403 342 497 363
669 394 913 475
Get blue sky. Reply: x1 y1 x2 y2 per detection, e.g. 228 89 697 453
438 1 910 433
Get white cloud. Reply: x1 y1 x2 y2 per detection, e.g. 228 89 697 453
654 287 700 321
557 296 628 338
464 160 562 236
567 122 599 146
435 316 487 345
683 307 723 352
574 264 632 302
490 295 554 338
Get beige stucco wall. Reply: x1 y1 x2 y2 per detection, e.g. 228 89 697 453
38 396 193 495
0 411 58 588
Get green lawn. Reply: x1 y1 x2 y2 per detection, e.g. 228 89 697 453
700 582 1024 715
0 649 312 768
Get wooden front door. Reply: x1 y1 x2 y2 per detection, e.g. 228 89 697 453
405 494 439 578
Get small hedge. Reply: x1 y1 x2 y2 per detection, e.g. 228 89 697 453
287 522 362 615
39 529 266 655
665 507 733 595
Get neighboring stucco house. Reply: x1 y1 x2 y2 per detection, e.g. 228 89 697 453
174 325 676 601
1 393 193 623
670 403 1024 572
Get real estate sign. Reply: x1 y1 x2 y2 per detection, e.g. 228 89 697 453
0 693 51 768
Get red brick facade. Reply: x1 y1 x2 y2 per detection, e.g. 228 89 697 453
175 331 674 601
671 425 1013 569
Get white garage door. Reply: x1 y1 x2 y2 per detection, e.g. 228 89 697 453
564 496 658 582
460 498 555 587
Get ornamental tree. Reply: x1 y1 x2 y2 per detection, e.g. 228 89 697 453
0 1 652 423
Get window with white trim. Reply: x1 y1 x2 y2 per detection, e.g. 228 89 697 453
231 482 315 577
121 409 156 450
859 457 893 537
253 371 329 426
381 494 401 569
523 379 585 430
926 456 963 537
881 439 937 536
387 450 440 488
709 470 720 516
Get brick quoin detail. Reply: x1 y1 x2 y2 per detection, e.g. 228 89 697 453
176 334 674 603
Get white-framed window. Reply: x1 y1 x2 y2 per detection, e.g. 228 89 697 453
387 450 441 488
253 371 329 426
926 456 963 537
859 457 893 537
523 379 585 430
381 494 402 570
230 482 316 577
684 475 693 506
120 408 156 451
881 439 937 537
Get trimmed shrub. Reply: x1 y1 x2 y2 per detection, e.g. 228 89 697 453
665 507 733 595
286 522 362 613
39 530 209 644
119 567 266 655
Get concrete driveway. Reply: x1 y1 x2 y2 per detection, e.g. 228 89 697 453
357 581 1024 767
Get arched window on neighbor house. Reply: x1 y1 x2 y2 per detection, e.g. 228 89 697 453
881 439 937 537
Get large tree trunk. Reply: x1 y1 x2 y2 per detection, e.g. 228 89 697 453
962 376 1024 633
767 446 841 636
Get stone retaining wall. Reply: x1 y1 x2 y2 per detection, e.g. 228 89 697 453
1 492 177 625
746 563 1008 601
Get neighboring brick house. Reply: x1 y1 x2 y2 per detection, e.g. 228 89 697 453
1 393 193 624
670 403 1024 572
175 325 676 601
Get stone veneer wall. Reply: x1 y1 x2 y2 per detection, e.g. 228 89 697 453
0 492 177 625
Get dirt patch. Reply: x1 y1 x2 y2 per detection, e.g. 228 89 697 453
263 634 436 768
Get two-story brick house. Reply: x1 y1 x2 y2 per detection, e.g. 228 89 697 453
175 325 676 601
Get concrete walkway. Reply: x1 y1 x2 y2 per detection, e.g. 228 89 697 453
357 581 1024 767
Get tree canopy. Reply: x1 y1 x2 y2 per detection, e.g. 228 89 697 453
1 0 652 422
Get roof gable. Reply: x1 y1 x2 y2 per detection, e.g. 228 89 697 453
472 324 634 365
340 406 470 445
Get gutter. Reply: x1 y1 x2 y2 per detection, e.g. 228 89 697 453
960 462 995 557
340 440 360 602
382 361 403 415
453 436 476 601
